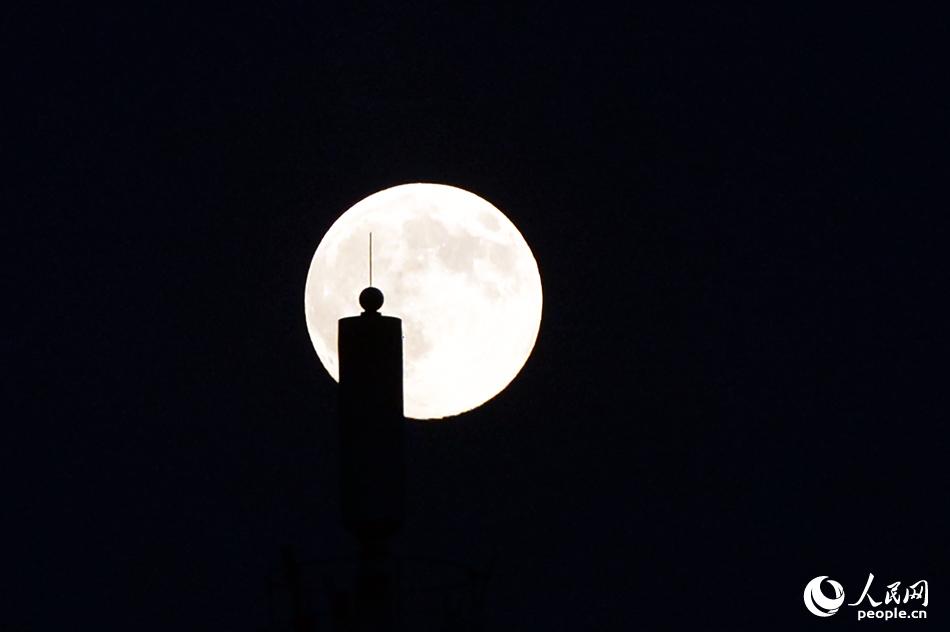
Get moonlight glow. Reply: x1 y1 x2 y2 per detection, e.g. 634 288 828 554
304 183 543 420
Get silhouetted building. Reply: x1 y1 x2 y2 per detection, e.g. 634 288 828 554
269 286 487 631
338 286 405 630
338 286 405 544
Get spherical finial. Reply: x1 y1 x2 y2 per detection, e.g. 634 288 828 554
359 286 384 313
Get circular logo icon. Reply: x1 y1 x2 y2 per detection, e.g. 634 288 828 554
804 576 845 617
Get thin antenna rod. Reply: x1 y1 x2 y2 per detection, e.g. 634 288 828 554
369 232 373 286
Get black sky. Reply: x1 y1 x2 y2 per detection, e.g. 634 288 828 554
5 5 947 630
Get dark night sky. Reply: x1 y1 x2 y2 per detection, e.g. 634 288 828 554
5 5 947 630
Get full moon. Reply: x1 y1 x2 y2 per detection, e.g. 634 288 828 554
304 183 543 420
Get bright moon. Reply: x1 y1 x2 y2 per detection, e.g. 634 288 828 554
304 183 543 420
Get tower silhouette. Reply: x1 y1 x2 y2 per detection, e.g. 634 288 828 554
270 285 488 631
339 286 405 541
338 286 405 630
